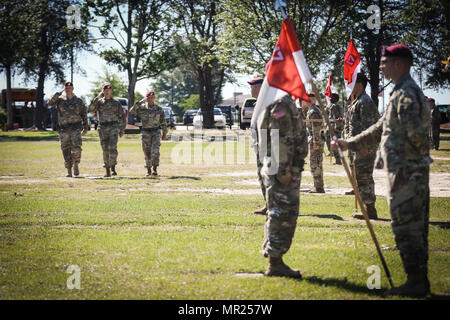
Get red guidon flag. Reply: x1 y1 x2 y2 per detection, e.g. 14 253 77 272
324 75 333 98
251 18 312 129
343 39 361 98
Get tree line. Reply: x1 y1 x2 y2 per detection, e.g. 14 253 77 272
1 0 449 130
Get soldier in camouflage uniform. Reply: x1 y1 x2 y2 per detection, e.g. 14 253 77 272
429 98 441 150
257 94 308 279
48 81 88 177
248 78 266 215
129 91 167 176
303 93 325 193
346 73 380 219
334 45 431 297
325 93 344 165
89 83 126 177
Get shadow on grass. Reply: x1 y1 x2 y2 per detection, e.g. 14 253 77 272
299 214 344 221
429 221 450 229
168 176 201 180
304 276 384 297
429 293 450 300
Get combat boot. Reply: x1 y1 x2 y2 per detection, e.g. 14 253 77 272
384 272 430 298
146 167 152 177
254 205 267 215
66 167 72 177
152 166 158 176
345 189 355 195
111 165 117 176
73 164 79 177
264 256 302 279
104 166 111 177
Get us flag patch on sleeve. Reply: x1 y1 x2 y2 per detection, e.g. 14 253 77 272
273 110 286 119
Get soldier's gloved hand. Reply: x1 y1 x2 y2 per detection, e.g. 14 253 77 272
82 129 87 135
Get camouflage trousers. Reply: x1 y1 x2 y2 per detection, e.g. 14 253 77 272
309 141 324 190
261 168 301 258
325 129 342 162
142 130 161 168
354 151 376 206
256 153 266 201
59 129 82 169
432 126 440 149
98 125 119 167
388 166 429 275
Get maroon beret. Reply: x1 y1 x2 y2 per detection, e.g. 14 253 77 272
248 77 263 85
64 81 73 87
102 83 112 90
381 44 413 60
146 91 155 97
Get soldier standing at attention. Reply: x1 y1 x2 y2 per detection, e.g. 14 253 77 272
89 83 126 177
258 94 308 279
346 73 380 219
129 91 167 176
303 93 325 193
248 77 267 216
429 98 441 150
334 45 432 297
48 81 88 177
325 93 344 165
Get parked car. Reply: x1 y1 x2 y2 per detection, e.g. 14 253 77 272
87 112 98 130
240 98 256 130
193 108 226 129
183 109 198 125
162 107 176 128
117 98 129 118
216 105 234 128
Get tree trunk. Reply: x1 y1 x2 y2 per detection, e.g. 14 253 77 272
5 64 13 130
127 73 136 123
34 65 46 130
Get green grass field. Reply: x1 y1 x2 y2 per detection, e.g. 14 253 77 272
0 130 449 300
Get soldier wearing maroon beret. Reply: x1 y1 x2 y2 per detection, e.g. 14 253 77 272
333 44 432 297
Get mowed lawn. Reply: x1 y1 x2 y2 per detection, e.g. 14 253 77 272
0 130 449 300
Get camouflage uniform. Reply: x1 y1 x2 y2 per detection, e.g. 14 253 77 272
129 101 167 169
347 74 431 279
346 93 380 207
325 102 344 163
48 91 88 169
89 96 126 167
257 95 308 258
430 103 441 150
306 104 324 191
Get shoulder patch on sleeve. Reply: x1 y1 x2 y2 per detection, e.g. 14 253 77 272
273 110 286 120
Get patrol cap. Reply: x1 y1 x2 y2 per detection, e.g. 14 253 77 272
64 81 73 87
102 83 112 90
248 77 263 85
146 91 155 97
331 93 339 102
381 44 413 61
307 93 316 97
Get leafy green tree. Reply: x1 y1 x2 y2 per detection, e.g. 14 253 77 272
19 0 91 130
151 67 200 116
0 0 30 129
170 0 228 128
86 0 177 109
178 94 200 114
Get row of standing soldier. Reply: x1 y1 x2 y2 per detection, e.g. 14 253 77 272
254 44 432 298
48 83 166 178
